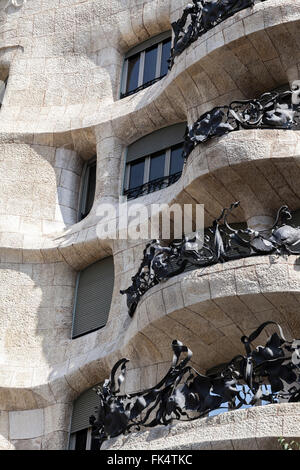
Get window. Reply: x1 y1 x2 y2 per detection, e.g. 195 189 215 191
72 256 114 339
0 76 8 108
69 386 101 450
79 157 96 221
124 123 186 199
121 31 172 98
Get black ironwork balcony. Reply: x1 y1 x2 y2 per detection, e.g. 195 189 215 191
169 0 268 69
124 171 182 200
121 202 300 317
90 321 300 448
183 83 300 159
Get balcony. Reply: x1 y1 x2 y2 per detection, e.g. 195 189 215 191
169 0 268 68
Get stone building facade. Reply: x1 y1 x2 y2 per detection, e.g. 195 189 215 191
0 0 300 450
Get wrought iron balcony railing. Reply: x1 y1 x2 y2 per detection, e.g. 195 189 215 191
124 171 182 200
124 85 300 204
89 321 300 448
122 2 269 96
169 0 268 69
121 202 300 317
183 83 300 159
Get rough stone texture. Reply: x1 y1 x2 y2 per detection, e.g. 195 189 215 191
102 403 300 450
9 409 44 440
0 0 299 451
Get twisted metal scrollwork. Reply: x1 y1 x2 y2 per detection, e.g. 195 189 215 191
121 202 300 316
183 83 300 158
169 0 267 69
89 321 300 447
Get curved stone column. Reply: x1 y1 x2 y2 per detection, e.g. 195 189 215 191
94 123 126 202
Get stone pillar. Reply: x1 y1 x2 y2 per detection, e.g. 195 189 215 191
94 123 126 202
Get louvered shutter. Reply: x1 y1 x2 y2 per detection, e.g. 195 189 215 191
70 386 101 433
72 256 114 338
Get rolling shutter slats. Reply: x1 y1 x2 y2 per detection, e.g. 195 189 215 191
127 122 186 163
125 30 171 59
72 256 114 338
70 386 101 433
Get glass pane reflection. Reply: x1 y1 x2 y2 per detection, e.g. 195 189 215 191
170 144 184 175
129 160 145 189
126 54 140 93
161 38 171 77
149 151 165 181
143 45 158 85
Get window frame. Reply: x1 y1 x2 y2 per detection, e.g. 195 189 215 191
71 271 81 338
123 123 187 199
78 156 96 221
120 31 172 99
124 143 184 199
124 147 174 191
69 428 93 450
69 382 103 450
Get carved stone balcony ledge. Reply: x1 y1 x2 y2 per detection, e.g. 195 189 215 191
121 202 300 316
181 128 300 228
122 254 300 375
102 402 300 450
90 321 300 448
183 83 300 159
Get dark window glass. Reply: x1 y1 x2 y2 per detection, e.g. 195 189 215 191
161 38 171 77
129 160 145 189
126 54 140 93
291 209 300 227
84 162 96 217
170 144 184 175
75 429 88 450
143 44 158 85
149 151 165 181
